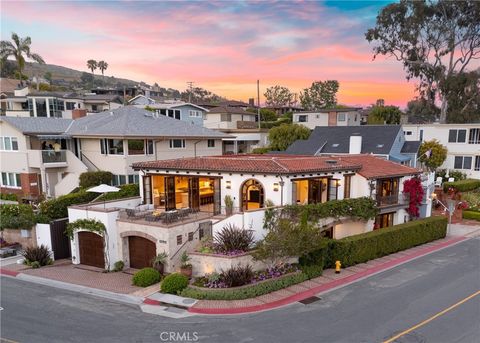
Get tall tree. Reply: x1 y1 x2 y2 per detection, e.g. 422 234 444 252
405 98 440 124
0 32 45 85
268 124 311 151
86 59 97 89
443 70 480 123
97 60 108 86
367 105 403 124
418 139 448 171
300 80 339 110
366 0 480 123
264 85 294 108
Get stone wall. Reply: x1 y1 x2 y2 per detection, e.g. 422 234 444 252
2 227 37 248
189 251 267 277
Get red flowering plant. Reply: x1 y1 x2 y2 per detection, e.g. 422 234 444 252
403 177 424 218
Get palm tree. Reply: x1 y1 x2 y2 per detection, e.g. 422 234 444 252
86 59 97 89
97 60 108 86
0 32 45 86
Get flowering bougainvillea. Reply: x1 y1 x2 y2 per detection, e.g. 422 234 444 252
403 177 425 218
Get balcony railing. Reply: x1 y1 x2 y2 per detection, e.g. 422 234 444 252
237 121 258 129
376 193 410 208
41 150 67 164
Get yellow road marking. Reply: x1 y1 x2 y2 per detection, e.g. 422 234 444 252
383 290 480 343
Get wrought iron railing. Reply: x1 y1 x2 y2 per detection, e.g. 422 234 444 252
376 193 410 207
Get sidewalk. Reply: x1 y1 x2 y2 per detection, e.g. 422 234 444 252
186 235 470 315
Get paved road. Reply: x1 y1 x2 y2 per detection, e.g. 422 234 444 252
1 238 479 343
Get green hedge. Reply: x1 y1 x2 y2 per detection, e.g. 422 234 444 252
96 184 139 201
0 193 18 201
325 216 447 267
180 272 308 300
443 179 480 193
463 209 480 221
79 171 113 189
38 191 98 221
161 273 189 294
0 204 36 230
132 268 161 287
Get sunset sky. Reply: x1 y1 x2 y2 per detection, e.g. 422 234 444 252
1 0 426 107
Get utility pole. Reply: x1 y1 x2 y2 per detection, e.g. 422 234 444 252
257 80 260 129
187 81 194 103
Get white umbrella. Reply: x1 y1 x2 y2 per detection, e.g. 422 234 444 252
87 184 120 208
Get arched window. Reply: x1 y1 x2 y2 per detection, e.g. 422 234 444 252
241 179 264 211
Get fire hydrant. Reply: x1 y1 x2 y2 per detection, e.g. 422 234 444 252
335 260 342 274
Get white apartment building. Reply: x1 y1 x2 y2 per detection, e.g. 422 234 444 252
403 124 480 179
293 108 362 130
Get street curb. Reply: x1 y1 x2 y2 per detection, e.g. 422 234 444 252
0 268 19 277
188 236 469 315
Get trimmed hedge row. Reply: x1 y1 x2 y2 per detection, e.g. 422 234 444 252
38 191 98 221
181 272 308 300
0 193 18 201
443 179 480 193
463 209 480 221
97 184 139 201
324 216 447 267
79 171 113 189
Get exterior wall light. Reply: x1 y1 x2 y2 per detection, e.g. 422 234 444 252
273 183 279 191
226 180 231 189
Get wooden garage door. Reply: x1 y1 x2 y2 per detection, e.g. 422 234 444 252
129 236 156 269
78 231 104 268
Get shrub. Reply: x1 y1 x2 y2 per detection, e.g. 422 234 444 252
79 171 113 188
221 264 254 287
22 245 52 267
132 267 161 287
97 183 139 201
113 261 125 272
443 179 480 193
463 209 480 221
35 213 52 224
0 204 36 230
0 193 17 201
251 147 271 154
436 169 466 182
161 273 189 294
38 191 98 220
300 265 324 279
326 216 447 268
462 191 480 208
214 224 254 254
181 272 308 300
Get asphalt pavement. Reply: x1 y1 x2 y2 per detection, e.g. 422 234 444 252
1 237 479 343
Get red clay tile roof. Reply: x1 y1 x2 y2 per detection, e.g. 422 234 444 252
336 154 422 179
133 154 421 178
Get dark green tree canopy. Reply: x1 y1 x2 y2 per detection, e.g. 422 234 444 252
300 80 339 110
406 98 440 124
268 124 311 151
367 105 402 124
264 85 295 107
366 0 480 123
443 71 480 123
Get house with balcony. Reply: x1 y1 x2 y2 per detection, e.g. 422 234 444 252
0 116 86 199
293 107 362 130
66 153 421 272
1 87 123 119
403 123 480 179
203 106 268 154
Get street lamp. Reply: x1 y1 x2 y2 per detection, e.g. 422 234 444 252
430 193 458 235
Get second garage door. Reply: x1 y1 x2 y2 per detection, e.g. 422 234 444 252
78 231 104 268
129 236 156 269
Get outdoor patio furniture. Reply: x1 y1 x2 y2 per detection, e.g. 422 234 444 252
434 177 443 187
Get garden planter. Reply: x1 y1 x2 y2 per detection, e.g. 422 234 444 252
180 266 192 278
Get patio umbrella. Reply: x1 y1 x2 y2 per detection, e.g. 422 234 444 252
87 184 120 208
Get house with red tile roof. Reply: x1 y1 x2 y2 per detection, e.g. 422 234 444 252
67 153 425 273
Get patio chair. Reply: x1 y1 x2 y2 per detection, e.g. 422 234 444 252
434 177 443 187
448 177 455 182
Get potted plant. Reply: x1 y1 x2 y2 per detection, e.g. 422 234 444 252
180 251 192 278
224 195 233 216
152 252 168 274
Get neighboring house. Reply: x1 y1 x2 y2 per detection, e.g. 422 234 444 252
284 125 421 167
203 106 268 154
403 123 480 179
132 100 208 126
65 106 230 186
265 105 304 115
67 153 420 271
293 107 362 130
0 116 86 199
195 100 251 110
0 106 230 199
1 87 123 119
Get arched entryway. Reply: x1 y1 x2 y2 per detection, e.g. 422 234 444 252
241 179 264 211
78 231 104 268
128 236 156 269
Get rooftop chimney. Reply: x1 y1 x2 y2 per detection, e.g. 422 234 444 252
349 135 362 154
